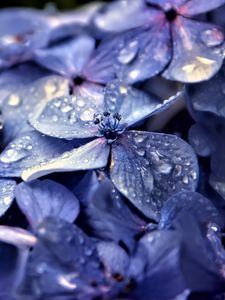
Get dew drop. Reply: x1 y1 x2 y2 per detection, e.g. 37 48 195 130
0 148 29 163
118 40 139 64
7 94 21 107
80 108 96 122
182 175 189 184
201 28 224 47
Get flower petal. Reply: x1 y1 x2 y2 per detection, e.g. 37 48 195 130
110 131 198 220
163 17 225 83
94 13 171 84
179 0 225 16
159 191 223 230
147 0 188 10
22 138 110 181
0 179 16 217
185 64 225 118
1 74 70 144
104 80 181 127
29 83 104 139
34 36 95 78
15 180 80 229
93 0 150 33
0 131 74 178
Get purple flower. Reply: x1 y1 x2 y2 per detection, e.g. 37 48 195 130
20 81 198 221
0 4 102 69
93 0 225 83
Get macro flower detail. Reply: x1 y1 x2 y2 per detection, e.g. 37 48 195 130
21 82 198 220
94 0 225 83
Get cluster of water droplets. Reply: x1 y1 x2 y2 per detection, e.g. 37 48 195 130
0 135 33 164
0 179 16 216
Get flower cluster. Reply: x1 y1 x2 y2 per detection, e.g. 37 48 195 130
0 1 225 300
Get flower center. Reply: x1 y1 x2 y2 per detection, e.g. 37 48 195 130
74 76 84 86
165 8 177 22
93 111 125 141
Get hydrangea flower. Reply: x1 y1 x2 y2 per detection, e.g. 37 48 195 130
0 3 102 69
93 0 225 83
20 81 198 220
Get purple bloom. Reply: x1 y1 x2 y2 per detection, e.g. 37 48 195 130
20 81 198 221
93 0 225 83
0 4 102 69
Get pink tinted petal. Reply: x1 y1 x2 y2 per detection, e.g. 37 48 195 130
179 0 225 16
0 226 37 247
163 16 225 83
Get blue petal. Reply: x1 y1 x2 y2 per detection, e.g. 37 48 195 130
188 124 214 157
85 177 146 249
163 17 224 83
0 8 49 68
159 191 223 230
15 180 80 229
0 179 16 217
147 0 187 10
104 80 181 127
22 138 110 181
179 0 225 16
110 131 198 220
29 82 104 139
34 36 95 77
93 13 171 84
93 0 149 33
0 131 74 178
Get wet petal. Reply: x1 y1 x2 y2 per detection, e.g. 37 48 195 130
186 64 225 118
19 218 107 299
1 74 70 144
15 180 80 229
22 138 110 181
0 179 16 217
29 83 104 139
0 131 74 178
159 191 223 230
179 0 225 16
93 0 150 32
163 17 225 83
93 13 171 84
34 36 95 78
104 80 181 127
110 131 198 220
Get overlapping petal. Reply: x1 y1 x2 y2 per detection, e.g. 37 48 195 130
179 0 225 16
34 36 95 78
15 180 80 229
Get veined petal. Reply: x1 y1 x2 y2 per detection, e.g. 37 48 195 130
0 179 16 217
110 131 198 221
163 17 225 83
22 138 110 181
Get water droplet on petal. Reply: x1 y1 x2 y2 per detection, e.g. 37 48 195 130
118 40 139 64
7 94 21 107
201 28 224 47
80 108 96 122
0 148 29 163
